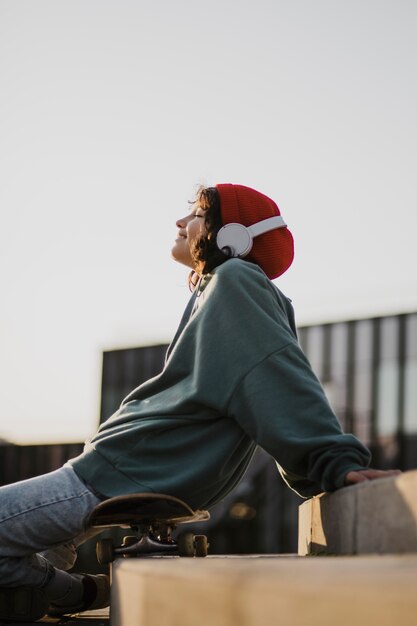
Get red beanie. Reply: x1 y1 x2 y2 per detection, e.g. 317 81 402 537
215 184 294 279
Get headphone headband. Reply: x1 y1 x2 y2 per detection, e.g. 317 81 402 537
247 215 286 237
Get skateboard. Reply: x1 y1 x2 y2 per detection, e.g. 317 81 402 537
87 492 210 564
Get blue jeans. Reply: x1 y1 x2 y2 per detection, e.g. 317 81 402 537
0 465 102 588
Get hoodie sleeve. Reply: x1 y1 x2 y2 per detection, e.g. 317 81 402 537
227 340 371 498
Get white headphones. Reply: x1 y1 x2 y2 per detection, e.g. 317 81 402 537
216 215 287 257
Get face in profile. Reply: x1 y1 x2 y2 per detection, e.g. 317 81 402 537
171 206 207 269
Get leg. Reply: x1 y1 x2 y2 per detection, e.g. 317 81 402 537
0 465 111 620
0 465 101 588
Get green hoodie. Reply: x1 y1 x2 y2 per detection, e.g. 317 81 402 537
70 259 370 508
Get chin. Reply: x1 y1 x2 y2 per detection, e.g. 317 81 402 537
171 246 192 269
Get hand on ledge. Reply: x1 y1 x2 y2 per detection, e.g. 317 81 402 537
345 468 402 485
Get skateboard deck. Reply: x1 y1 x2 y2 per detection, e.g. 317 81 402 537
88 492 210 528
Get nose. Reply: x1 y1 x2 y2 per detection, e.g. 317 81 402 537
176 215 187 228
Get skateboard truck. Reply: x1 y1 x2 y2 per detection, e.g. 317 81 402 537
87 493 210 564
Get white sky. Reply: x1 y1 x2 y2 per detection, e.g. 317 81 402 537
1 0 416 444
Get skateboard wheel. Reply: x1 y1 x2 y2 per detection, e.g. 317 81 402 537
96 538 115 565
177 532 195 557
194 534 208 557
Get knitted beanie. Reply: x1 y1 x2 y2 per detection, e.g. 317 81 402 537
215 184 294 279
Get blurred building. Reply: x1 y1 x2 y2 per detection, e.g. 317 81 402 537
98 311 417 554
297 312 417 470
1 311 415 556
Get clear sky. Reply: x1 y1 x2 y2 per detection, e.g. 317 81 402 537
1 0 416 444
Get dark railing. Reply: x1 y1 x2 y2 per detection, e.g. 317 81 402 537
0 442 84 487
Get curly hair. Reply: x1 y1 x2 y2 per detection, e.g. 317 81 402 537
188 186 231 290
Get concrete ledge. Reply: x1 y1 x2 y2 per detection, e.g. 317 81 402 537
110 554 417 626
298 469 417 555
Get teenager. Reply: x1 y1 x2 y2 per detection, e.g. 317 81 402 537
0 184 399 622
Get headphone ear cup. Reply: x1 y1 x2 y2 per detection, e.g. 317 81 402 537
216 224 253 257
